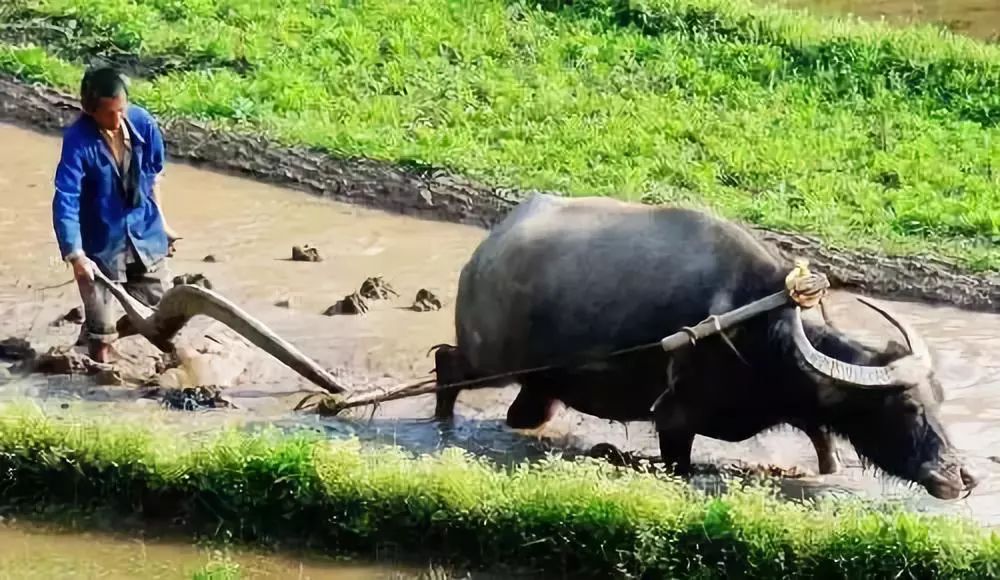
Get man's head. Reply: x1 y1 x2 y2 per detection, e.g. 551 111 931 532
80 66 129 131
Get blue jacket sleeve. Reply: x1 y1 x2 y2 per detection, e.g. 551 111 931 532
147 113 165 176
52 134 86 261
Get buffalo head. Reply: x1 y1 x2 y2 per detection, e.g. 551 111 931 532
788 297 978 500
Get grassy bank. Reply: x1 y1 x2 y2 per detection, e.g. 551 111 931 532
0 403 998 578
0 0 999 270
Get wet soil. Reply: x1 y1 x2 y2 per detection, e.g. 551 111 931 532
0 76 997 312
1 120 998 530
769 0 1000 41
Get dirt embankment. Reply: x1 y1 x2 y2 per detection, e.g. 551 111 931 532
3 75 997 312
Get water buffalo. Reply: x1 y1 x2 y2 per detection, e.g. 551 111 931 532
432 193 978 500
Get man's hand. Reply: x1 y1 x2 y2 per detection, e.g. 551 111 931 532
70 255 95 282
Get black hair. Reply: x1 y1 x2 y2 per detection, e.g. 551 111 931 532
79 65 129 112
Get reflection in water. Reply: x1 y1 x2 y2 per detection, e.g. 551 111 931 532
0 120 998 533
0 521 474 579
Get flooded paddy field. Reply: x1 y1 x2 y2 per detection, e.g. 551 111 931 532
0 519 510 579
1 115 999 548
0 524 337 579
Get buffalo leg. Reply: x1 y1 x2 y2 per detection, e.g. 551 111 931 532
505 386 560 430
804 425 841 475
657 429 695 475
432 345 467 420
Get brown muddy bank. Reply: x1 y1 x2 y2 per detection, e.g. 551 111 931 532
0 76 997 313
770 0 1000 41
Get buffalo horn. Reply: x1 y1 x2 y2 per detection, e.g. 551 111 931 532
791 306 897 388
854 296 932 362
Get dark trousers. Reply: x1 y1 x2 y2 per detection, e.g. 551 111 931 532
76 256 171 345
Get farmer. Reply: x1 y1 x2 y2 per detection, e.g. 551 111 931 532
51 65 181 363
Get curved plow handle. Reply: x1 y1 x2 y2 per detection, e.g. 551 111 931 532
91 267 346 394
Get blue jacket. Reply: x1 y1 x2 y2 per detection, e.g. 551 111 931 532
52 104 169 278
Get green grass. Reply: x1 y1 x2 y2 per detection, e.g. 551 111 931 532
0 401 999 578
190 558 241 580
1 0 1000 270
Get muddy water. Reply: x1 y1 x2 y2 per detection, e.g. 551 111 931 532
0 120 999 531
0 520 466 579
767 0 1000 40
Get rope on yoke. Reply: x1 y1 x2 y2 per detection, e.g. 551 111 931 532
785 258 829 309
298 261 832 417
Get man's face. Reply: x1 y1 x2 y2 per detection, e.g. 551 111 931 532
89 93 128 131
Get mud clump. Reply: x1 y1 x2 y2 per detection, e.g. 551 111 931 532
359 276 398 300
7 341 139 384
202 254 226 263
411 288 443 312
94 368 125 386
292 245 322 262
30 346 112 375
0 337 35 361
173 273 214 290
61 307 84 325
323 276 400 315
324 292 369 316
154 351 182 375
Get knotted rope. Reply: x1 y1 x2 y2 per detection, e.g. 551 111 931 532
785 258 829 309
